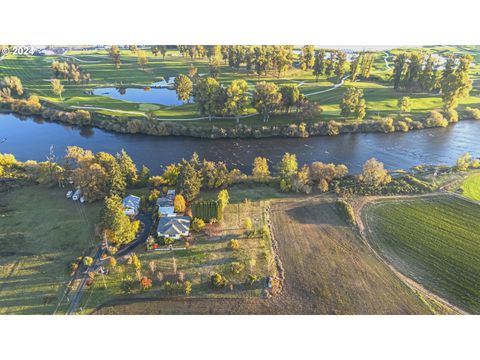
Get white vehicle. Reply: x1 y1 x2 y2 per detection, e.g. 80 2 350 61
66 190 73 198
79 196 86 203
72 189 82 201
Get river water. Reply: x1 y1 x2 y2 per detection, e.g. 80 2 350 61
0 113 479 174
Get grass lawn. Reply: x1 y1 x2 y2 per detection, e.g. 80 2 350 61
459 173 480 201
78 192 278 313
363 195 480 313
0 186 102 314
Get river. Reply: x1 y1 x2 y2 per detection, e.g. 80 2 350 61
0 113 479 174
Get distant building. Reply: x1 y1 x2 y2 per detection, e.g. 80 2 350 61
122 195 141 216
156 216 191 239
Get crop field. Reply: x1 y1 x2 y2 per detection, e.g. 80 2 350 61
0 186 101 314
459 173 480 201
363 195 480 313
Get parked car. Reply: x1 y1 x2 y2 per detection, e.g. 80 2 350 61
66 190 73 198
72 189 82 201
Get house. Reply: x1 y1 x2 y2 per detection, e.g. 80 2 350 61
122 195 141 216
156 190 176 216
156 216 191 239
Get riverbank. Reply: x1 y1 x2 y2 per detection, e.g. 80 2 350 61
1 102 479 140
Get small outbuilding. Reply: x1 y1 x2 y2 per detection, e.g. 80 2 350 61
156 215 191 239
122 195 141 216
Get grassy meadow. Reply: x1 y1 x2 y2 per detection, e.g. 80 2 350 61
0 186 102 314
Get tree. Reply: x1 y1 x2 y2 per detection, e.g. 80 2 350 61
393 52 408 90
280 85 300 113
334 51 347 81
83 256 93 266
174 74 193 103
116 149 137 186
361 158 391 187
176 154 203 200
277 153 298 192
173 194 186 213
2 76 23 96
159 45 167 59
109 45 121 69
137 50 148 71
193 77 221 121
217 189 229 211
440 54 473 112
340 87 366 119
243 217 253 233
398 96 411 113
229 239 240 250
102 194 138 246
51 79 64 100
129 45 138 53
252 157 270 181
191 218 206 232
252 82 282 122
299 45 315 70
225 79 249 122
139 165 150 186
456 153 471 171
313 50 325 81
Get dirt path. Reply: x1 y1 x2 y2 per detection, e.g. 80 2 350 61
351 193 467 314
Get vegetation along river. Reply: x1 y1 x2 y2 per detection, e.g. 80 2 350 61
0 113 479 174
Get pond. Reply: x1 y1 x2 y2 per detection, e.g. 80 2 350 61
1 113 480 175
92 86 187 106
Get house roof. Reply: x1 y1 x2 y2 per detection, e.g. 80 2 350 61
157 216 190 237
156 197 173 207
122 195 141 210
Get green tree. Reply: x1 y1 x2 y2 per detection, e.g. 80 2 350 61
252 82 282 123
193 77 221 121
277 152 298 192
398 96 412 113
340 87 366 119
252 157 270 182
51 79 64 100
116 149 138 186
280 85 300 113
137 50 148 71
361 158 392 187
109 45 121 69
299 45 315 70
174 74 193 104
313 50 325 81
225 79 249 122
2 76 23 96
102 194 138 246
176 154 203 200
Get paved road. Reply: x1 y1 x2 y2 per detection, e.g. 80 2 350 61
116 213 153 258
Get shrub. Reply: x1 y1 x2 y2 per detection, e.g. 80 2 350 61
131 253 142 271
121 276 135 294
245 274 258 286
140 276 152 291
163 237 175 245
184 281 192 296
109 257 117 268
83 256 93 266
164 281 183 295
229 239 240 251
337 199 356 225
229 262 244 274
463 107 480 120
191 217 206 232
444 109 459 123
425 111 448 128
210 273 229 288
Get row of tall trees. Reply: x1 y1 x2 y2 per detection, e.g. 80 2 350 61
178 45 295 78
174 73 321 122
392 52 473 115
